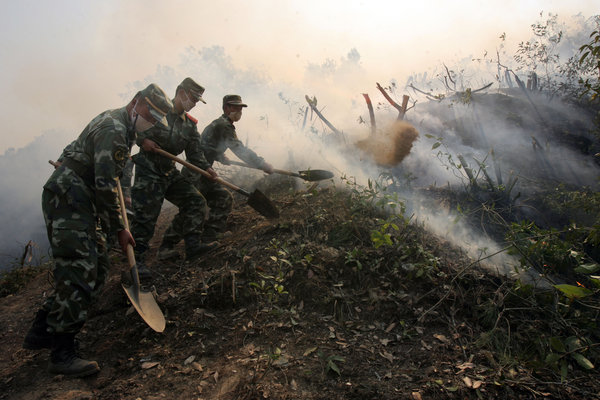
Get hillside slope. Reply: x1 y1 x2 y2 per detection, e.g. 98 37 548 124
1 176 599 400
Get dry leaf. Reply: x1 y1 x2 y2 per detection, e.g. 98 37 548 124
433 334 450 344
380 351 394 363
463 376 473 387
411 392 422 400
456 362 475 372
184 355 195 365
303 347 317 356
191 362 203 371
385 322 396 333
141 361 159 370
472 380 483 389
420 340 432 350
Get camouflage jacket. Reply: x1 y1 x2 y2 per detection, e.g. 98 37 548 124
197 114 265 168
133 108 209 177
48 107 134 233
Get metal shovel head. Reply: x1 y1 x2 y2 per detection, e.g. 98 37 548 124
121 271 165 333
247 189 279 219
298 169 334 181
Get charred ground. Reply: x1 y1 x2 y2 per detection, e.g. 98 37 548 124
1 170 599 399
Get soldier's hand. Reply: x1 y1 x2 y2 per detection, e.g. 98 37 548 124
206 167 218 180
141 138 160 153
118 229 135 253
262 162 274 174
48 160 62 169
125 196 132 208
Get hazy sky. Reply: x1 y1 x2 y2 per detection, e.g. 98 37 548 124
0 0 597 153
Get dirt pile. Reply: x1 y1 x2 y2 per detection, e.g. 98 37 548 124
355 120 419 167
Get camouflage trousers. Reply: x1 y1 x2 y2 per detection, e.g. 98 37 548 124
41 187 110 334
162 176 233 246
130 167 208 258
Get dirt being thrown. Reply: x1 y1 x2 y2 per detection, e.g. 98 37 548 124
355 120 419 167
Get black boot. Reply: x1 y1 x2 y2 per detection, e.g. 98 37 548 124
185 234 219 262
23 309 52 350
47 333 100 377
136 260 153 280
158 241 180 261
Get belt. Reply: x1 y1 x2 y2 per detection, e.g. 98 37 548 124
62 158 95 184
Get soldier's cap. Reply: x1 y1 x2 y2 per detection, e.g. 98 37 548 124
178 77 206 104
139 83 173 127
223 94 247 108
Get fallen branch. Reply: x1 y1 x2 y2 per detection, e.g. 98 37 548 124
305 95 344 139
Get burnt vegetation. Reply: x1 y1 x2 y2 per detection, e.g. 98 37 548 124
2 12 600 400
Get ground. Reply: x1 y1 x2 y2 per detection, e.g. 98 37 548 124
1 177 599 400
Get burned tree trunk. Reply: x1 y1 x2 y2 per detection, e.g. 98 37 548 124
362 93 377 136
376 82 410 120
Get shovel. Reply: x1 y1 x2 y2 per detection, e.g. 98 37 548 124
154 148 279 219
117 179 166 333
226 159 334 181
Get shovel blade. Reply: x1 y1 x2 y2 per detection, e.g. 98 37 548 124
247 189 279 219
121 283 166 333
298 169 334 181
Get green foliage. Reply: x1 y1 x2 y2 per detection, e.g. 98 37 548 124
506 220 585 275
248 271 288 303
344 247 363 270
579 28 600 100
316 349 345 377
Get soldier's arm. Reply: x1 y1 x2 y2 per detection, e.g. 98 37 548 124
225 128 267 170
93 124 127 234
184 124 211 171
120 157 134 204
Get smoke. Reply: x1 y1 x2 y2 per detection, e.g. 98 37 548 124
1 10 599 274
0 130 71 269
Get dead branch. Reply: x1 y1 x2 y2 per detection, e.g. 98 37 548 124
20 240 34 266
304 95 344 138
362 93 376 136
471 82 494 93
408 83 443 101
375 83 410 120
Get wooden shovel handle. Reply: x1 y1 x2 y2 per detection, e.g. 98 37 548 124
226 159 300 178
154 148 249 196
116 179 136 269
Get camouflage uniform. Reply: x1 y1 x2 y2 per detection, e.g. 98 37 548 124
23 83 172 377
162 110 267 244
41 107 134 333
130 103 211 261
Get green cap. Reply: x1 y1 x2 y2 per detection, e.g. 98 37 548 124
139 83 173 127
223 94 247 107
178 77 206 104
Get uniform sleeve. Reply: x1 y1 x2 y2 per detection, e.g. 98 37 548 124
120 157 134 198
184 124 211 170
224 126 265 168
93 124 128 233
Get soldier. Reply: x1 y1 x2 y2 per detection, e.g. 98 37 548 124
130 78 217 275
22 83 173 377
158 95 273 260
